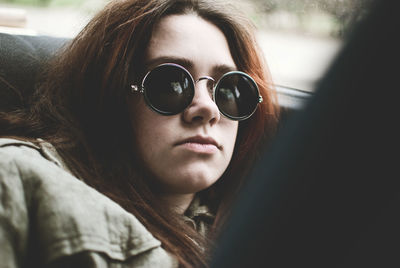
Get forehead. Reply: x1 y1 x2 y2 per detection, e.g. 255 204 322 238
145 14 236 72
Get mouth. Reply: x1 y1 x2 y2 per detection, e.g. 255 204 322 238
175 135 221 153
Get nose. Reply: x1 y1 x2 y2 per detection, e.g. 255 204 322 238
183 78 221 126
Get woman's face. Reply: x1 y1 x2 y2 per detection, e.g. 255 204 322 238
129 14 238 196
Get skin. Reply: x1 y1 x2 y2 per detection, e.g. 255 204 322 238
128 14 238 213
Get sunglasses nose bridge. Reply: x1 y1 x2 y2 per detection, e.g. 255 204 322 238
184 75 221 125
192 76 220 113
195 76 215 83
195 76 215 97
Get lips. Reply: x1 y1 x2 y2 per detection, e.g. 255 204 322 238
175 135 221 150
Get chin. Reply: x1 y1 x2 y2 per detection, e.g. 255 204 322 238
167 172 220 194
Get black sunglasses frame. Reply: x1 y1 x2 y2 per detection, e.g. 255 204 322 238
130 63 263 121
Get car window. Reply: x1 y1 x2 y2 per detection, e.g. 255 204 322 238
0 0 372 92
240 0 373 91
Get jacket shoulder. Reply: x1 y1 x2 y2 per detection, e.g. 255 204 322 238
0 138 177 267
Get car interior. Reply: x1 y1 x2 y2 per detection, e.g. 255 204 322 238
0 0 398 266
0 34 67 113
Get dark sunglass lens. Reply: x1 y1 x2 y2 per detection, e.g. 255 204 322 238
215 73 259 120
143 65 194 115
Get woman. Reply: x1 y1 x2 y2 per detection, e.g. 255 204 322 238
0 0 279 267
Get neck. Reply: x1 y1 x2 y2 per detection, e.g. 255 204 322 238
158 193 195 214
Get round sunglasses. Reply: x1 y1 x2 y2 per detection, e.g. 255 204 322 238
130 63 263 121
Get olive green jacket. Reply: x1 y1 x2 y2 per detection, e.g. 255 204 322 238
0 138 213 267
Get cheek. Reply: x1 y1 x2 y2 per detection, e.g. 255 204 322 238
129 100 179 176
131 102 170 158
129 98 158 154
224 121 239 157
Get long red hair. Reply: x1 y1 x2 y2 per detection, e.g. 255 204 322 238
0 0 279 267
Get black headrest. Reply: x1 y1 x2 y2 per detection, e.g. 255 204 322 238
0 33 68 112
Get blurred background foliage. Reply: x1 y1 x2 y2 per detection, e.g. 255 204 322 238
250 0 374 37
0 0 375 90
0 0 83 6
1 0 374 38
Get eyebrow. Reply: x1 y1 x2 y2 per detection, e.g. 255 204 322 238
144 56 237 77
145 56 194 71
212 64 237 77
